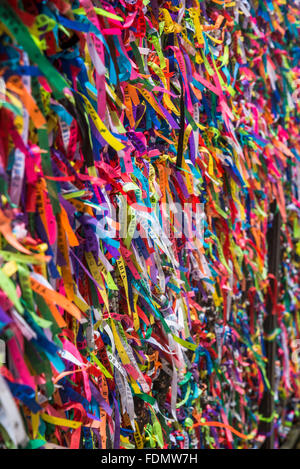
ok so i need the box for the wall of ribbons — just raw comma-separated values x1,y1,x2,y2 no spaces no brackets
0,0,299,450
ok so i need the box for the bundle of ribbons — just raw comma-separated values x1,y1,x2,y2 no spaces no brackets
0,0,299,450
